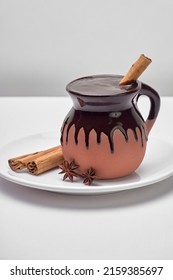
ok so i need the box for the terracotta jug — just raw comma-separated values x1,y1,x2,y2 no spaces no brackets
60,75,160,179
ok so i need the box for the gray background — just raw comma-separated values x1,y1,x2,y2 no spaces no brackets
0,0,172,96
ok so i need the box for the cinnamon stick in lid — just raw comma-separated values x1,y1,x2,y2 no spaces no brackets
119,54,152,85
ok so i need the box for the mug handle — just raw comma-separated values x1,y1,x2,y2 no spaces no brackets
136,83,161,135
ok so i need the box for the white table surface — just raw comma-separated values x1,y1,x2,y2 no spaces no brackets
0,96,173,260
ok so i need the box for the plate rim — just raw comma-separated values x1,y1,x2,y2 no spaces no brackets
0,131,173,195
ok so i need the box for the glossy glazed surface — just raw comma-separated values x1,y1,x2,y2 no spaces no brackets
61,75,160,179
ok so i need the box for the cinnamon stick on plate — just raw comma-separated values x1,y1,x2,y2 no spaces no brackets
27,146,64,175
8,145,64,175
119,54,152,85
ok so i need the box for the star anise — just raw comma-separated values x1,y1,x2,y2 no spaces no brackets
59,160,79,182
82,167,96,186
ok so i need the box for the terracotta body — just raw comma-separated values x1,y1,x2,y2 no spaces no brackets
61,75,160,179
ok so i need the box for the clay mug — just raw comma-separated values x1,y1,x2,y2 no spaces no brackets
60,75,160,179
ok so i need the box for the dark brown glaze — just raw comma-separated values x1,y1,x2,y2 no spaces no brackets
61,106,147,153
61,75,160,153
66,75,140,113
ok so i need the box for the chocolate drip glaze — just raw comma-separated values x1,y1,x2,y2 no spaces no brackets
61,106,147,153
61,75,160,154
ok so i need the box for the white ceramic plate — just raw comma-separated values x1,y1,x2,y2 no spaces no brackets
0,131,173,195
